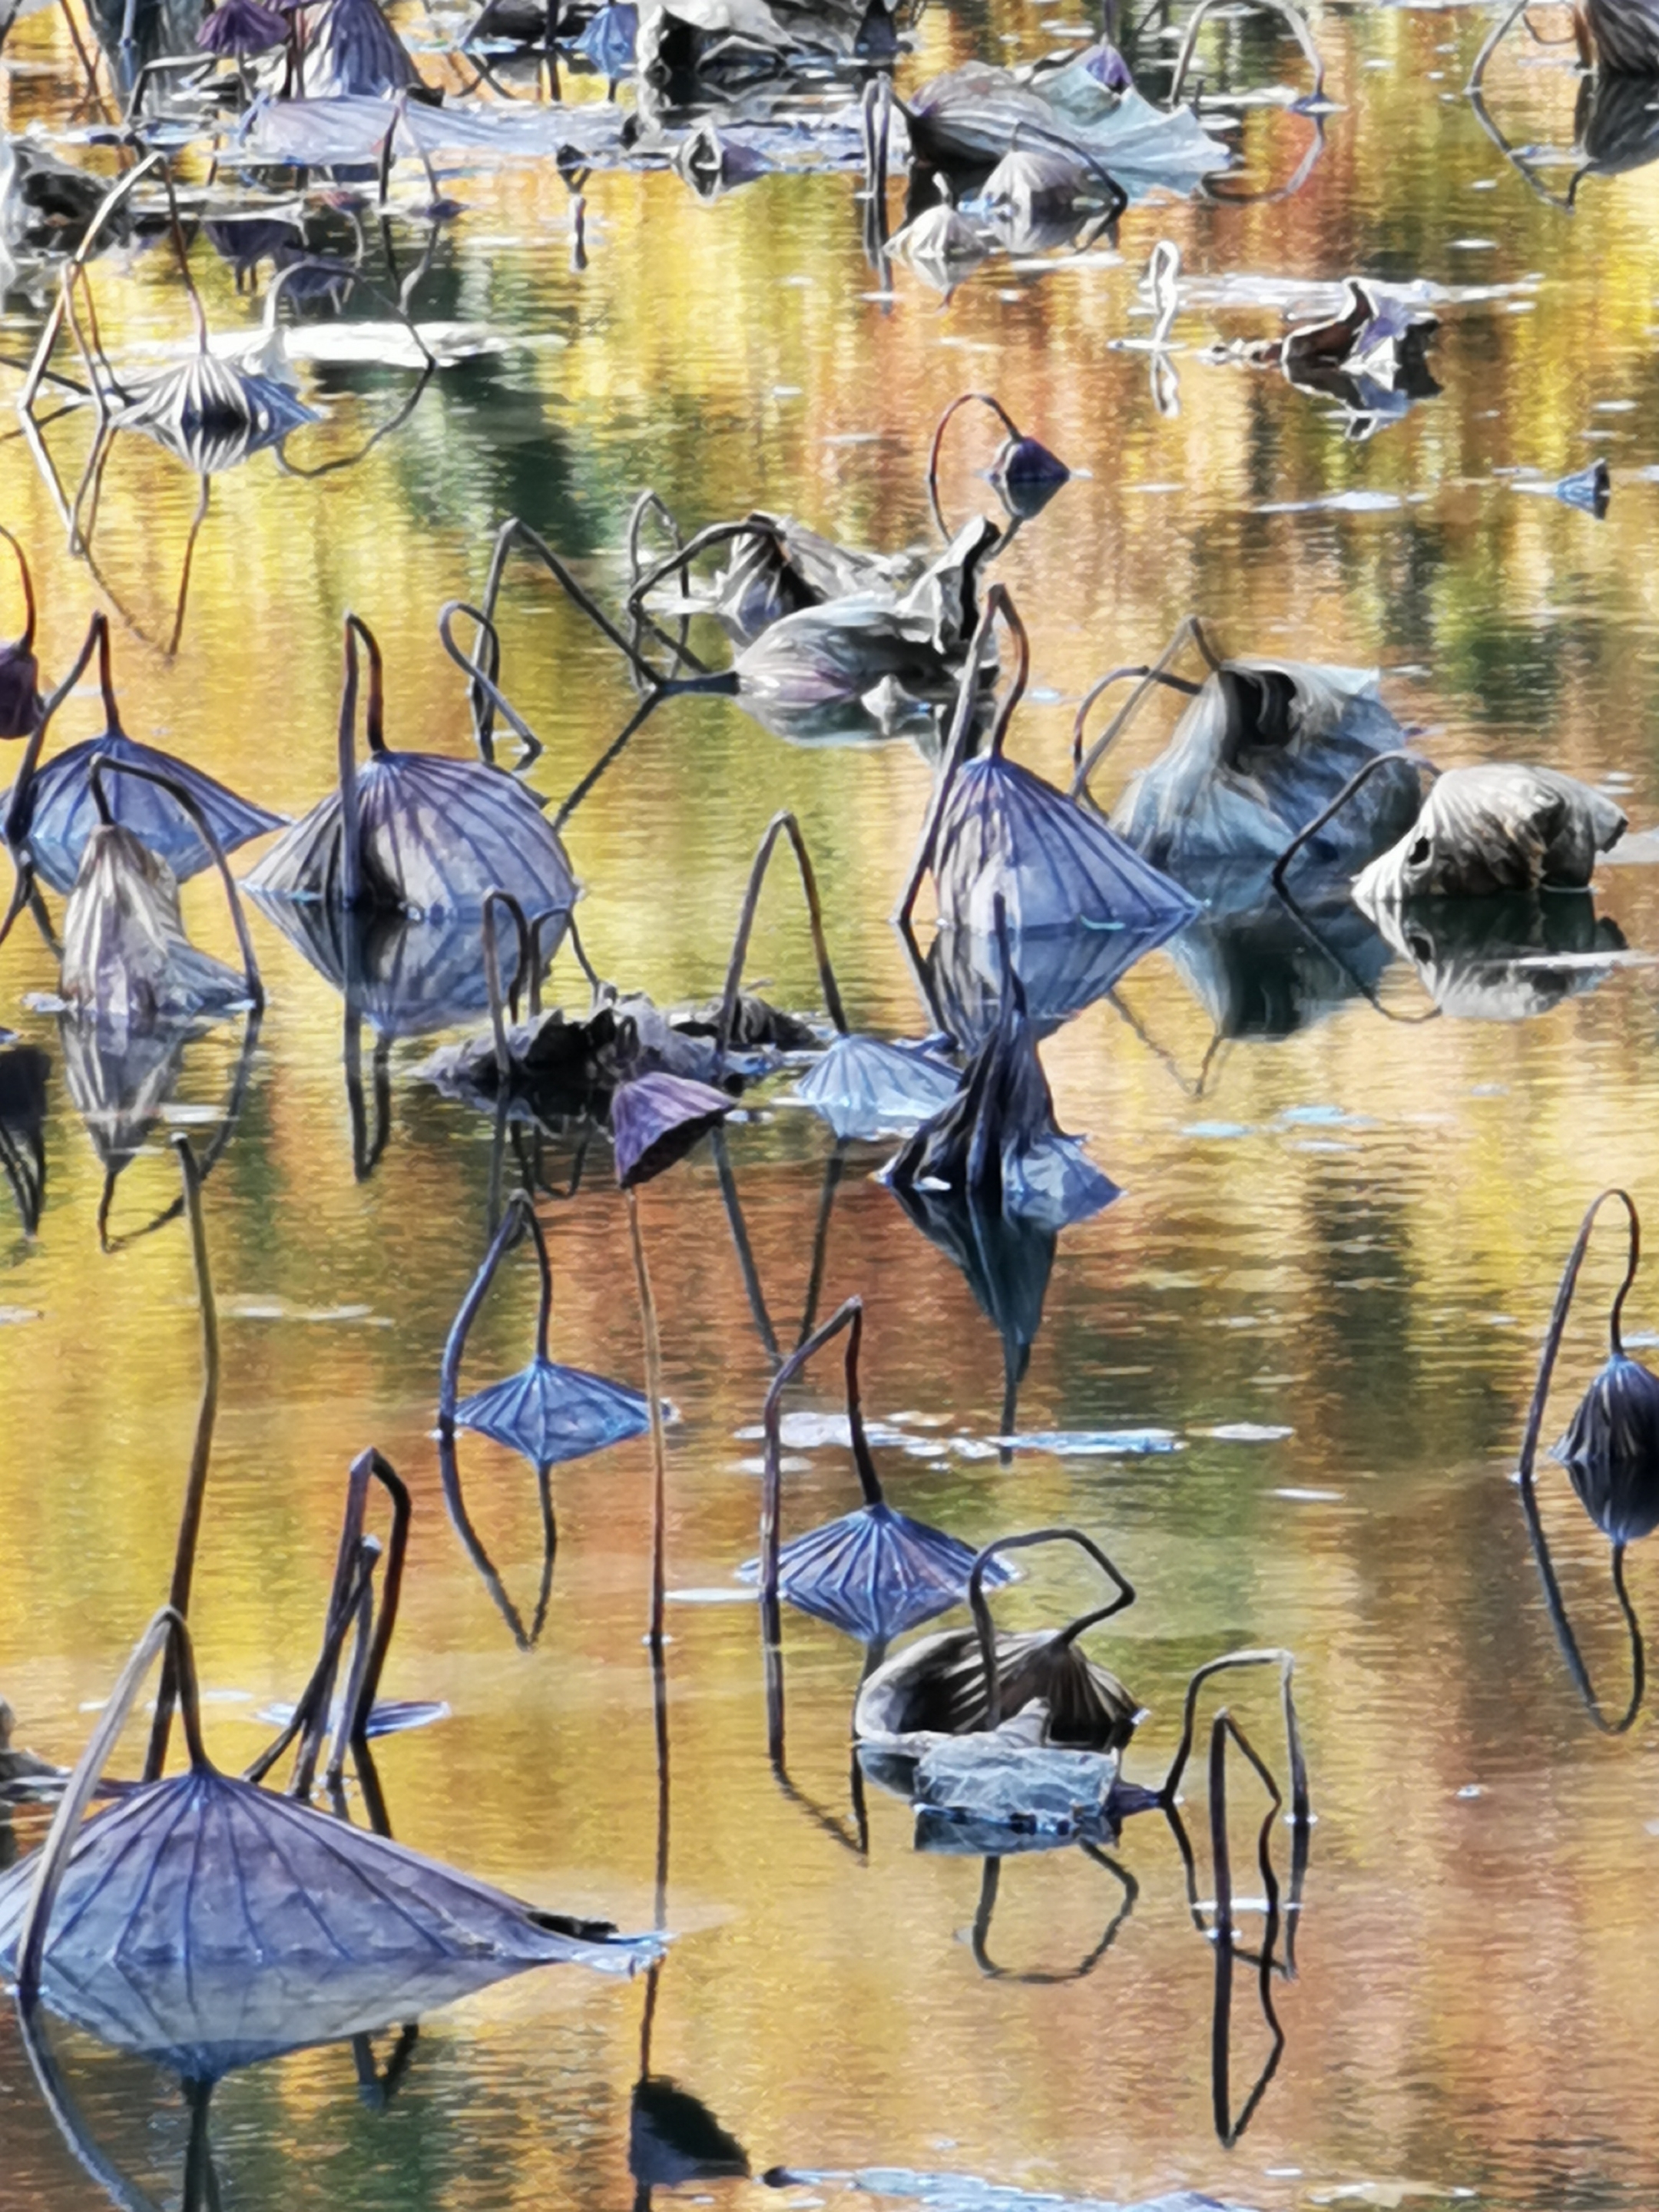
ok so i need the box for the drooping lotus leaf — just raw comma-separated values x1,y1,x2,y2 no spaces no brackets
886,1181,1058,1440
303,0,423,96
1111,659,1421,876
927,916,1183,1045
926,592,1195,937
0,1765,651,2075
742,1501,1002,1644
114,352,316,475
611,1070,733,1186
748,1296,1011,1646
1354,764,1626,904
59,826,251,1038
0,137,108,256
5,618,283,895
1554,1356,1659,1542
0,525,40,739
902,59,1227,188
734,518,998,710
794,1034,960,1140
247,615,578,922
442,1196,652,1474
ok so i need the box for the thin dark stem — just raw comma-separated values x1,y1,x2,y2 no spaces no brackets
627,1186,668,1654
967,1527,1136,1729
718,810,849,1053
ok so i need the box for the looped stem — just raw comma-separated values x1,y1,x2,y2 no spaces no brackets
439,598,544,762
760,1296,879,1647
967,1526,1137,1729
1269,748,1433,892
1518,1189,1642,1487
1069,614,1219,802
927,392,1022,541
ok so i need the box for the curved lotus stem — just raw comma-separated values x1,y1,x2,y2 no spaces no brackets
971,1845,1138,1982
1518,1190,1641,1490
968,1526,1137,1730
1167,0,1323,108
20,153,163,412
927,393,1022,541
894,581,1020,929
0,525,37,657
243,1536,379,1788
481,888,533,1084
625,517,777,614
439,599,543,763
88,757,265,1012
1267,748,1435,892
1467,0,1531,92
476,516,671,712
985,585,1029,761
1207,1710,1286,2147
1517,1472,1644,1734
760,1296,879,1648
4,612,105,856
626,488,685,589
19,1605,207,2006
1160,1647,1307,1829
717,810,849,1054
158,158,211,357
1071,663,1200,770
439,1191,534,1427
331,1449,412,1809
144,1137,220,1783
1069,613,1220,801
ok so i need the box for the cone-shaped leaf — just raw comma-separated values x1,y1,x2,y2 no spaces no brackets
456,1360,650,1470
10,734,283,896
795,1034,959,1140
611,1071,733,1186
739,1499,1009,1644
304,0,423,95
115,354,316,475
0,1763,654,2076
249,753,576,922
935,749,1196,935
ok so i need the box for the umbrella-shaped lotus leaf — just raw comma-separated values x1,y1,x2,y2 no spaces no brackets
741,1498,998,1644
247,615,578,922
0,526,39,739
916,588,1196,937
442,1196,652,1472
1,1611,655,2079
1109,657,1421,876
611,1070,733,1187
750,1298,1012,1647
5,617,284,895
795,1034,959,1140
1355,765,1626,905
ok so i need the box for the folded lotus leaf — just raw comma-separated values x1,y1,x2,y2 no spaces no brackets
708,514,907,644
1353,764,1626,905
59,825,250,1038
611,1069,733,1185
0,1763,654,2075
978,146,1091,217
1112,658,1419,875
795,1034,960,1139
888,952,1117,1230
0,138,108,254
11,733,283,896
854,1623,1137,1752
738,1498,1006,1644
888,1182,1055,1396
455,1358,650,1469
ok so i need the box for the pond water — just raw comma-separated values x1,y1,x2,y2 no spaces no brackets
4,3,1659,2208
